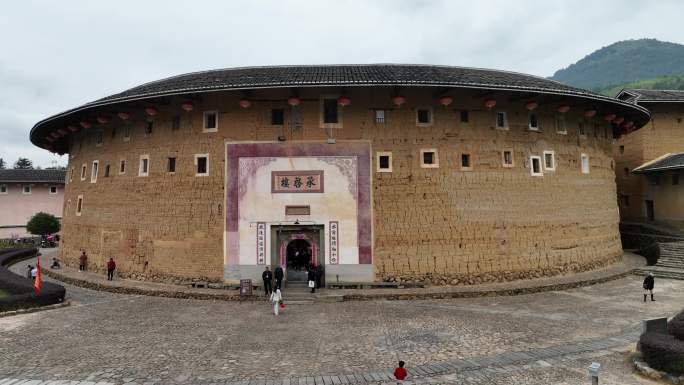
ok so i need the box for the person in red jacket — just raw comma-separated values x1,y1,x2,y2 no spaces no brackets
106,258,116,281
394,360,407,381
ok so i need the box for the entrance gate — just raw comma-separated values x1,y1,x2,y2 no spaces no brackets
271,225,325,284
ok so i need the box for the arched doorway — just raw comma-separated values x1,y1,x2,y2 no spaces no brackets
286,238,312,282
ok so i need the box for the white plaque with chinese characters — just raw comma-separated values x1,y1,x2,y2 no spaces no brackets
256,222,266,265
329,221,339,264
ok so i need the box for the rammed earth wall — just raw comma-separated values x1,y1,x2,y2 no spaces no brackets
59,87,621,283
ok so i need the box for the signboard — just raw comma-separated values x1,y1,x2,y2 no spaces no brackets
256,222,266,265
271,170,324,193
329,221,339,264
239,279,252,297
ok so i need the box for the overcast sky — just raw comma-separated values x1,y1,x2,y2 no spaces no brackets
1,0,682,168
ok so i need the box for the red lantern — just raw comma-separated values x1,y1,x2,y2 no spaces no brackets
145,107,158,116
239,99,252,109
556,105,570,113
392,96,407,106
97,115,111,124
67,125,79,132
45,136,55,142
438,96,453,107
584,109,597,118
50,132,61,138
287,97,301,106
524,101,538,111
80,121,92,129
117,112,130,120
604,114,616,122
57,128,68,135
622,120,634,128
613,116,624,124
181,102,194,112
338,96,351,107
484,99,497,109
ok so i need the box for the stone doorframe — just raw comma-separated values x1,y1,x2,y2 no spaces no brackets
271,224,324,282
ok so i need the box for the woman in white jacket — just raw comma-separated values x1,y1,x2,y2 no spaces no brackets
270,289,282,315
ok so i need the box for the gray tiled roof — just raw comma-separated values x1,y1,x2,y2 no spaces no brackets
0,169,66,183
633,153,684,174
619,88,684,103
30,64,652,152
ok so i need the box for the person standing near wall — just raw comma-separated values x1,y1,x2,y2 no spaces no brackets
79,251,88,271
643,272,655,302
308,267,316,294
274,265,284,291
106,257,116,281
262,266,273,296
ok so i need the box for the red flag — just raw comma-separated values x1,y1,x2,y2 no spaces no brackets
34,256,42,295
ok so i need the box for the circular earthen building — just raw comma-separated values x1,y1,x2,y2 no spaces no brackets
31,65,650,285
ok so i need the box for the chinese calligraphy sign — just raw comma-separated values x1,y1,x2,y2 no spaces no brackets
329,221,339,264
271,170,324,193
256,222,266,265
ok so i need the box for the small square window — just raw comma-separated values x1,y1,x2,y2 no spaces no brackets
529,114,539,131
168,157,176,173
375,110,385,124
96,130,103,146
461,153,472,170
420,149,438,168
323,98,339,124
203,111,218,132
69,167,74,183
581,154,590,174
76,195,83,216
139,155,150,177
171,115,181,130
619,145,625,154
123,125,131,141
0,184,7,194
555,114,567,134
543,151,555,171
416,108,432,125
104,164,110,178
530,156,543,176
195,154,209,176
502,150,514,167
91,160,99,183
49,186,58,194
376,152,392,172
23,185,32,194
145,120,154,135
271,109,284,125
80,164,87,181
673,173,680,186
579,121,586,137
496,112,508,129
119,159,126,174
460,110,469,123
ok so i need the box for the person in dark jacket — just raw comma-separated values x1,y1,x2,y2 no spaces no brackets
26,264,33,279
106,258,116,281
274,265,284,291
262,266,273,296
643,273,655,302
315,265,323,289
308,267,317,293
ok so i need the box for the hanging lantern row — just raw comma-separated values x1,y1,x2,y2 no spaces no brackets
145,107,158,116
438,96,453,107
80,121,92,129
524,101,538,111
604,114,616,121
96,115,111,124
287,96,301,106
181,102,194,112
613,116,625,125
556,105,570,113
68,125,79,132
117,112,130,120
484,99,497,109
338,96,351,107
239,99,252,109
584,109,597,118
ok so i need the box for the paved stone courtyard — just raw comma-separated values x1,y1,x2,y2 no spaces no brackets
2,258,680,384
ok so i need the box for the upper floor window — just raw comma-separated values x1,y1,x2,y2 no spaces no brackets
530,156,543,177
171,115,181,131
322,98,338,124
195,154,209,176
460,110,469,123
555,114,567,134
496,111,508,130
167,157,177,173
80,164,87,181
673,173,680,186
145,120,154,136
96,130,103,146
23,185,32,194
528,113,539,131
578,121,586,137
581,153,590,174
104,164,110,178
461,153,472,170
375,110,385,124
123,125,131,141
271,109,284,125
91,160,99,183
376,152,392,172
119,159,126,175
0,184,7,194
76,195,83,216
69,167,74,183
502,150,514,167
203,111,218,132
49,186,58,194
416,108,433,126
619,145,625,154
139,155,150,177
420,149,439,168
543,150,555,171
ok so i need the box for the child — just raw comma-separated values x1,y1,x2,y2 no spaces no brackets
394,360,407,381
270,289,282,316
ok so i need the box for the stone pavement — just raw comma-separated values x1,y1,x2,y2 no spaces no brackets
36,250,646,302
1,255,679,385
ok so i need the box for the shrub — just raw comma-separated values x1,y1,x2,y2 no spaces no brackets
26,212,60,236
640,332,684,374
668,311,684,341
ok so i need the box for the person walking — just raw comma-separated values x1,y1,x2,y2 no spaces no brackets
643,272,655,302
30,265,38,281
26,264,33,279
274,265,284,291
106,257,116,281
79,251,88,271
315,265,323,289
262,266,273,296
270,289,283,316
308,267,316,294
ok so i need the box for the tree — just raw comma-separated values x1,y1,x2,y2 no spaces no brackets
13,158,34,170
26,212,61,236
0,158,5,169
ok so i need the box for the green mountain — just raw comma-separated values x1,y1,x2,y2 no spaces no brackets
550,39,684,91
597,75,684,96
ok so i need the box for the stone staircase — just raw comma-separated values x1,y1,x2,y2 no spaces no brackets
281,281,343,304
634,241,684,280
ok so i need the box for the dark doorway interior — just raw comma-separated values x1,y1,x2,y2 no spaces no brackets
286,239,311,282
645,200,655,221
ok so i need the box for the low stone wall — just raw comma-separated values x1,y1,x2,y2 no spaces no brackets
0,248,66,312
